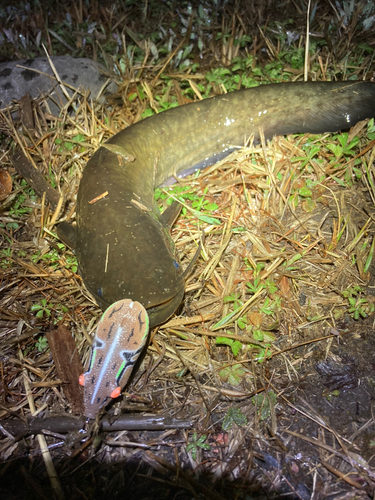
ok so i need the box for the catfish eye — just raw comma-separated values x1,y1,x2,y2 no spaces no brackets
97,287,103,297
173,260,179,269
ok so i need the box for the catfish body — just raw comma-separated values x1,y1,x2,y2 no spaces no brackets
58,81,375,327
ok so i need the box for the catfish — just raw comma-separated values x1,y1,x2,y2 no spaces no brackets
57,81,375,327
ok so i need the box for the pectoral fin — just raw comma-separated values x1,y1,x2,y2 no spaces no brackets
56,221,77,250
160,200,181,228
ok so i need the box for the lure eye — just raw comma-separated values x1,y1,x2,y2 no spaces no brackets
173,260,180,269
97,287,103,297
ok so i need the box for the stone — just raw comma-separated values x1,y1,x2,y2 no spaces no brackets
0,56,117,114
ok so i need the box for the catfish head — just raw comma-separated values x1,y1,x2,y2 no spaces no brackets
57,199,185,327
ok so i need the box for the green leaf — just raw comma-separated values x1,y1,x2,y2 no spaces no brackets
302,198,316,212
36,336,48,352
254,346,272,363
285,252,302,268
216,336,233,347
186,432,210,459
364,236,375,273
194,212,221,225
237,316,247,329
265,280,278,294
204,202,219,211
185,443,196,459
253,329,264,341
216,336,242,356
231,340,242,356
231,407,247,426
72,134,85,142
330,176,347,187
219,363,246,386
222,407,248,430
141,108,154,119
213,309,238,329
327,143,343,158
298,186,312,197
348,297,356,307
252,391,277,420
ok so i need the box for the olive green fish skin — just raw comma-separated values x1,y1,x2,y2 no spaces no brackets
69,81,375,327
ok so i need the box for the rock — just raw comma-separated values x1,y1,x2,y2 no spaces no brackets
0,56,117,114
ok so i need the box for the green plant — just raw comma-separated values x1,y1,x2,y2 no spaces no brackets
367,118,375,140
222,407,248,430
246,277,264,294
191,189,218,213
322,389,340,401
364,237,375,273
205,67,236,91
252,391,277,421
55,304,69,323
250,344,273,363
0,246,12,268
0,221,19,230
252,329,275,342
248,328,275,363
260,296,281,315
215,336,242,356
156,184,221,225
237,315,248,329
63,253,78,273
31,243,77,273
291,141,322,171
341,286,375,319
347,296,374,319
8,190,34,218
30,300,69,322
244,260,265,277
223,292,243,311
327,133,359,162
32,249,60,267
31,299,52,318
246,269,278,296
186,432,210,460
35,336,48,352
54,133,86,155
219,363,246,386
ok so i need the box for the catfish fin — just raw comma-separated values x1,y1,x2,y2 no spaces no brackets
160,200,181,228
56,221,77,250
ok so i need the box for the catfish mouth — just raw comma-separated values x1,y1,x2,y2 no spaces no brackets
92,282,184,329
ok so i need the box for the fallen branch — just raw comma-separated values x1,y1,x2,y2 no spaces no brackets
11,150,61,208
0,414,193,437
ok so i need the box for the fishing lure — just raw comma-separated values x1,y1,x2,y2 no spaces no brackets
79,299,149,418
